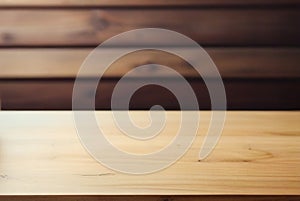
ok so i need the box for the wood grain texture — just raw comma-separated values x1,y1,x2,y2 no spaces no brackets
0,111,299,195
0,79,299,110
0,9,299,46
0,0,299,7
0,195,299,201
0,48,299,79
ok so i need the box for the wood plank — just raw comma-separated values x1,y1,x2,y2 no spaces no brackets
0,111,299,195
0,9,299,46
0,195,299,201
0,48,299,79
0,79,299,110
0,0,299,7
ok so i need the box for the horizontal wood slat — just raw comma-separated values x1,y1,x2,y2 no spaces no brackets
0,9,299,46
0,48,299,79
0,0,300,7
0,79,299,110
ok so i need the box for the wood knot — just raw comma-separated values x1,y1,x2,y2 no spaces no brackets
90,12,110,31
2,33,14,43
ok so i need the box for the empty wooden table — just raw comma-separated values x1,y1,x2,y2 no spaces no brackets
0,111,299,200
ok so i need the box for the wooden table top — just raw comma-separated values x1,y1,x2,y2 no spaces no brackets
0,111,299,195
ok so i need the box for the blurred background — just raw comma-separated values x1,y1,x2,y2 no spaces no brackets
0,0,299,110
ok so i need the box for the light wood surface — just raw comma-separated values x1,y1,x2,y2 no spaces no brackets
0,9,299,46
0,111,299,195
0,48,299,79
0,195,300,201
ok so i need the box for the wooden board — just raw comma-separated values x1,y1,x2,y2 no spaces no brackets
0,48,299,79
0,9,299,46
0,195,300,201
0,79,299,110
0,0,299,7
0,111,299,195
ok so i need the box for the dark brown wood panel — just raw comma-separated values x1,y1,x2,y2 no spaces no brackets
0,78,299,110
0,0,300,7
0,9,299,46
1,48,299,79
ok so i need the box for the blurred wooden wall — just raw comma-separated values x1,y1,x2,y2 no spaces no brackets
0,0,299,110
